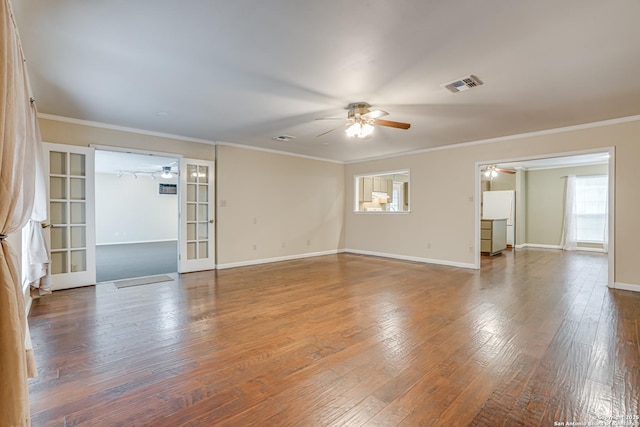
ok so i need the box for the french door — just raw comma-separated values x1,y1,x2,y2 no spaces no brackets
179,158,215,273
44,143,96,290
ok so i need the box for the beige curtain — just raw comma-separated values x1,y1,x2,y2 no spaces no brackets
1,0,42,425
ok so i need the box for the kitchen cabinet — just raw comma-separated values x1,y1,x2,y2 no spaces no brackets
359,177,372,202
373,177,384,192
359,176,394,204
480,219,507,256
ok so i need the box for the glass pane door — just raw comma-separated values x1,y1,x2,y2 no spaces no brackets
45,143,95,289
180,159,215,272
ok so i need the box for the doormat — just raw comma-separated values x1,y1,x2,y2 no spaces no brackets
113,275,174,289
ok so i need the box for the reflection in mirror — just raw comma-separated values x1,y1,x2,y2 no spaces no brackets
355,170,410,212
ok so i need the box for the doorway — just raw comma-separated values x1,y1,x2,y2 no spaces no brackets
476,149,614,285
94,150,180,282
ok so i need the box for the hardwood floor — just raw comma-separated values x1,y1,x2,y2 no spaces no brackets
27,250,639,426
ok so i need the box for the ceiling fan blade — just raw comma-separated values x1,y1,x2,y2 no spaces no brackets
374,119,411,130
362,109,388,120
316,123,348,137
496,168,516,174
315,117,345,120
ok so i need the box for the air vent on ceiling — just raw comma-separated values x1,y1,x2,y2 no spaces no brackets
442,75,483,93
272,135,296,142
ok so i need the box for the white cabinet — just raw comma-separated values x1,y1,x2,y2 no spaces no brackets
480,219,507,256
359,176,393,203
359,177,372,202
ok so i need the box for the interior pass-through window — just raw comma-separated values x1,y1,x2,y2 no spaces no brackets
354,170,410,213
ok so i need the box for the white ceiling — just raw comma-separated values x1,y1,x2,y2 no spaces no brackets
12,0,640,162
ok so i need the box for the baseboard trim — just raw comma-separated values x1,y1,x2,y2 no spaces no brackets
216,249,343,270
610,282,640,293
516,243,606,253
518,243,563,250
344,248,476,269
96,239,178,246
569,246,607,253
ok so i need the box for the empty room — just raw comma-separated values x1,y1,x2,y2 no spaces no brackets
2,1,640,426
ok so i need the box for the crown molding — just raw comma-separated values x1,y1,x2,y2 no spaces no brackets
345,115,640,164
215,141,345,165
37,113,215,145
39,112,640,165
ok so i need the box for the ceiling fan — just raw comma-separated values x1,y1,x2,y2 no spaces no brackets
153,160,179,179
316,102,411,138
482,164,516,178
116,165,178,179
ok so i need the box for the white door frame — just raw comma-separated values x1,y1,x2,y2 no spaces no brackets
92,146,184,279
45,144,219,284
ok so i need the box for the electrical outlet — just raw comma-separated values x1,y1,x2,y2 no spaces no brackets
252,244,257,250
306,240,311,246
427,242,431,249
281,243,285,248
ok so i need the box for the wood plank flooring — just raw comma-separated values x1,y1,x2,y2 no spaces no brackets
27,249,640,426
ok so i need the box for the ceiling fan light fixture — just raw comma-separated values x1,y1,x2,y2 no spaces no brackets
161,166,173,179
484,165,499,178
345,122,360,138
346,122,374,138
361,123,374,137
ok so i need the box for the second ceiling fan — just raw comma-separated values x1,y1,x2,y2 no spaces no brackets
317,102,410,138
483,164,516,178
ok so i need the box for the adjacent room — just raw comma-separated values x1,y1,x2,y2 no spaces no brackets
2,1,640,426
94,150,179,282
480,152,610,256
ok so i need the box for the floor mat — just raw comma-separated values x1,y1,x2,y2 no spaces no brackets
113,275,174,288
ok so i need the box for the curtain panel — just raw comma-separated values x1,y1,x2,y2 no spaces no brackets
1,0,42,424
561,175,578,250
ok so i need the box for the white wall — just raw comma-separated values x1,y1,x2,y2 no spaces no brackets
216,145,345,267
95,173,178,245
